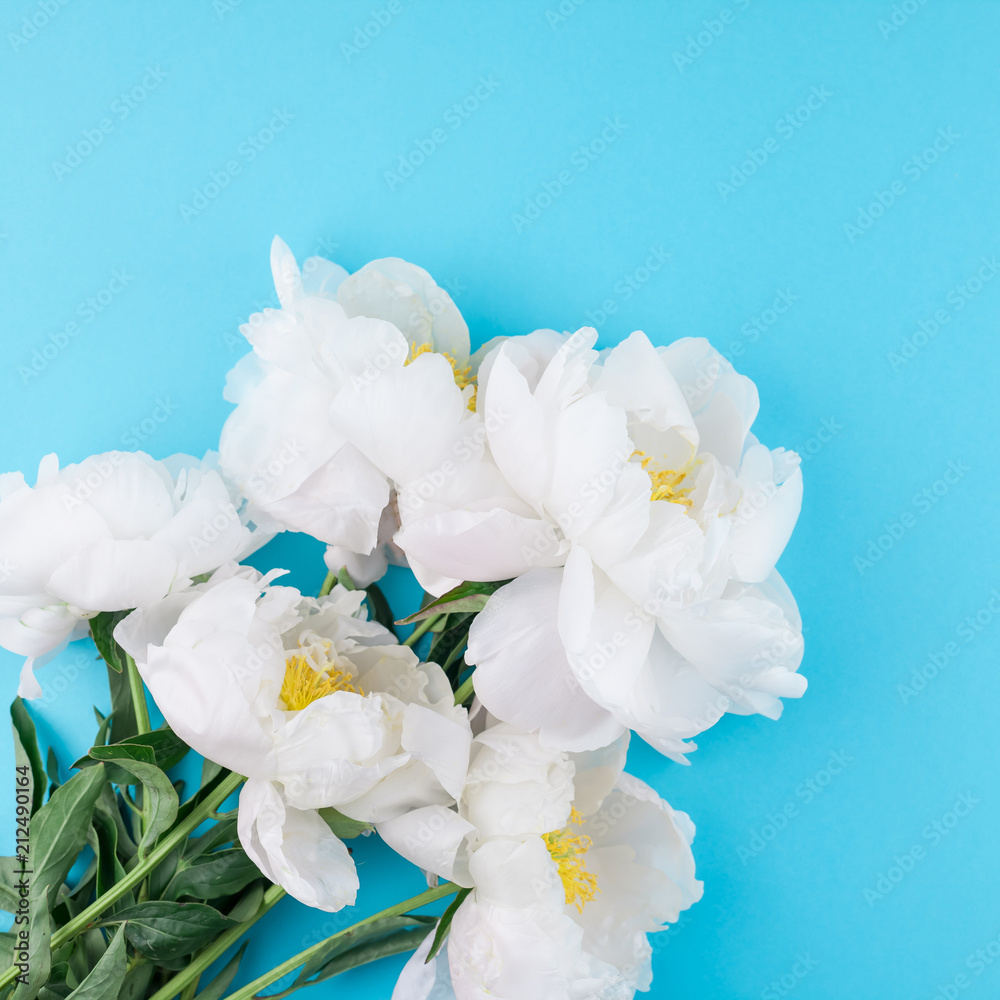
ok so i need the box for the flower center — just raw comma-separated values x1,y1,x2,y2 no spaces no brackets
543,809,599,912
279,637,362,711
407,341,477,411
633,450,693,506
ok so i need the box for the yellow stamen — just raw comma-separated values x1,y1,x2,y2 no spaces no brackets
279,638,362,711
406,341,478,411
543,809,599,912
633,450,693,507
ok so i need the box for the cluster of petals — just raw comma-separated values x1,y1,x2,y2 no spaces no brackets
372,325,807,759
115,564,472,910
0,450,261,697
219,237,473,586
0,237,810,996
388,722,702,999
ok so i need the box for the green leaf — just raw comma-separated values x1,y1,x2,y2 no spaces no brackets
427,615,473,674
104,757,178,856
11,888,51,1000
63,926,126,1000
91,708,112,749
104,661,137,745
100,901,236,962
293,924,434,994
396,580,509,624
88,611,131,674
193,941,248,1000
117,962,154,1000
184,813,238,861
45,747,61,795
88,808,125,905
200,756,225,790
363,583,397,637
0,930,14,970
317,807,373,840
164,849,261,902
74,742,155,771
73,929,110,983
225,881,264,923
85,728,190,772
31,764,106,910
11,699,45,815
95,784,136,861
425,887,471,961
336,566,356,590
0,858,23,913
147,847,180,901
296,915,435,987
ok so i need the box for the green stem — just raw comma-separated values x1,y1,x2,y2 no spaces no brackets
148,884,286,1000
221,883,459,1000
125,653,152,736
124,652,154,843
318,570,336,597
0,771,245,992
402,614,440,647
453,673,475,706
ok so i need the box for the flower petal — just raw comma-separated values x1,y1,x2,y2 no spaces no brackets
467,571,625,752
238,778,358,911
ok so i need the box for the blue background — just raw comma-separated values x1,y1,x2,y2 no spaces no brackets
2,2,999,997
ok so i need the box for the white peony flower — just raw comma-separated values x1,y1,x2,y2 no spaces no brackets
219,237,473,579
115,564,473,911
390,328,805,757
0,450,260,698
386,723,702,1000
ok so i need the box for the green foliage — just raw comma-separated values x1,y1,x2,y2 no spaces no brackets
425,887,472,961
0,657,263,999
396,579,509,624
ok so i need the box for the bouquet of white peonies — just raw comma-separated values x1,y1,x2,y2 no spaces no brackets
0,238,804,1000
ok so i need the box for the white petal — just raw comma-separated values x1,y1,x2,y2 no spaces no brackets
61,452,174,539
660,337,759,470
401,702,472,801
238,778,358,911
467,571,625,752
0,471,111,595
329,352,472,488
463,724,575,840
730,449,803,582
395,508,561,591
300,255,349,299
339,258,470,362
270,236,305,308
392,933,456,1000
377,805,477,886
47,539,178,611
595,330,698,467
273,692,396,808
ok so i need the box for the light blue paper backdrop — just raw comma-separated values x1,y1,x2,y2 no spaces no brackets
2,2,999,997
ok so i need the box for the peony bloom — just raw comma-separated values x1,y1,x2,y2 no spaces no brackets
115,565,472,911
386,723,702,1000
390,329,805,758
219,238,473,581
0,450,260,698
